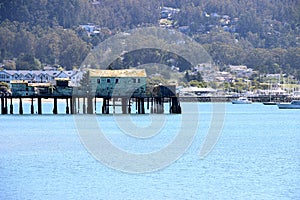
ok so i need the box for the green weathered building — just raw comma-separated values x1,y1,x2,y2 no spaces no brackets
89,69,147,98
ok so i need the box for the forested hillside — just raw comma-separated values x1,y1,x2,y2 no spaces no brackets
0,0,299,78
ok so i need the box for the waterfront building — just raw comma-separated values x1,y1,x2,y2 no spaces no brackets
89,69,147,97
10,78,72,97
0,69,83,86
10,80,51,96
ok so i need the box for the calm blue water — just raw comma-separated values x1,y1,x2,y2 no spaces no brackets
0,103,299,200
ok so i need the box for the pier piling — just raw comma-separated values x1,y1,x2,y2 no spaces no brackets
0,97,3,114
170,97,181,114
87,97,93,114
19,98,23,115
31,98,34,114
66,98,69,114
70,98,74,114
141,98,145,114
3,97,7,114
102,98,109,114
1,97,8,114
4,97,7,114
121,98,127,114
10,98,13,114
53,98,58,114
37,98,42,114
82,98,86,114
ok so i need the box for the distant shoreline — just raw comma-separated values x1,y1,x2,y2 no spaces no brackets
179,95,300,103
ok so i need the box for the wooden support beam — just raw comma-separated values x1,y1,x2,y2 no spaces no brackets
37,97,42,114
66,98,69,114
0,97,4,114
53,98,58,114
77,98,80,114
19,98,23,115
31,98,34,114
4,97,8,114
10,98,13,114
94,97,97,114
121,98,127,114
102,98,106,114
70,98,74,114
83,97,86,114
128,98,131,114
87,97,93,114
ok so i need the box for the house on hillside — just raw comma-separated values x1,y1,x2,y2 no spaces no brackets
229,65,254,78
89,69,147,97
79,24,101,37
215,71,234,82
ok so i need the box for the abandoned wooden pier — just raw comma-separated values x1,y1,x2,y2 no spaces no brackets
0,94,181,115
0,69,183,115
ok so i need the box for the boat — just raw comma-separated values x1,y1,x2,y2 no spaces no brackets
277,100,300,109
232,97,252,104
263,102,277,105
263,82,277,105
262,93,277,105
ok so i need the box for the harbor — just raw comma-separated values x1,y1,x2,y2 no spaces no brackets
2,92,299,115
1,68,299,115
179,94,300,103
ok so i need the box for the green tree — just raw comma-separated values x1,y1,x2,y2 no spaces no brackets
16,54,41,70
58,29,90,69
0,82,10,94
79,70,92,95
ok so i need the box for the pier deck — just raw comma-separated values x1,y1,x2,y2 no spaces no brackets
0,93,181,115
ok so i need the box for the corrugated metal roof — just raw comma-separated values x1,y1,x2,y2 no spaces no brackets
89,69,147,78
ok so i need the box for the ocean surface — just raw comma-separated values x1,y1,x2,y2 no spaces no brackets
0,102,299,200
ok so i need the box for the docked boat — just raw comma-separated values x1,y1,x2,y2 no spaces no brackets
232,97,252,104
277,100,300,109
262,94,277,105
263,102,277,105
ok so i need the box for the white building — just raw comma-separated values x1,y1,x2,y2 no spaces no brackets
0,70,83,86
229,65,254,78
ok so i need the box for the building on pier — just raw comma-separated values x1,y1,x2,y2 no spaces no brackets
53,78,73,96
10,80,37,96
89,69,147,97
10,78,73,97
